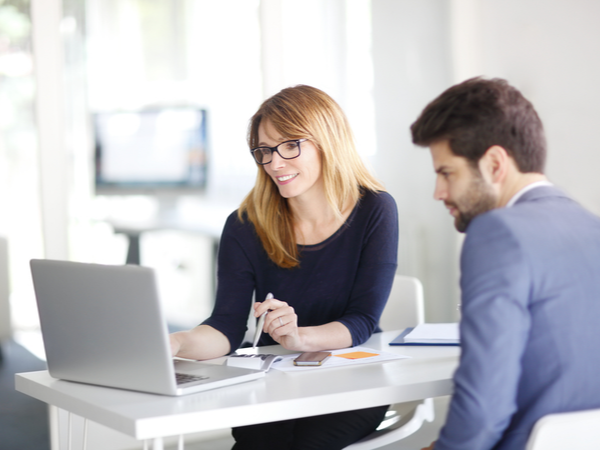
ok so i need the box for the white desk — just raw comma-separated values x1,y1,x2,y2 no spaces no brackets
15,331,459,445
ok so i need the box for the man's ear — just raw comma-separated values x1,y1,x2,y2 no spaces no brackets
478,145,510,184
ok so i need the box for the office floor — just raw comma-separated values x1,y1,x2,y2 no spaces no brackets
167,397,450,450
0,339,50,450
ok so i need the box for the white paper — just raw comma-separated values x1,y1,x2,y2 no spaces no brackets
271,346,409,373
404,323,459,344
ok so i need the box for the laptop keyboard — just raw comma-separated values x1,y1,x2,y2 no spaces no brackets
175,372,209,385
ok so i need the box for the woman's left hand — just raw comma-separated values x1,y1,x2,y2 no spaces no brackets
254,296,302,350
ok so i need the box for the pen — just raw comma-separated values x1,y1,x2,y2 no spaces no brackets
253,292,273,349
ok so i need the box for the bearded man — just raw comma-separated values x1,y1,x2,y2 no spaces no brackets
411,77,600,450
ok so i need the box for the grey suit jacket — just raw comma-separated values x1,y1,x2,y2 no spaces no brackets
435,186,600,450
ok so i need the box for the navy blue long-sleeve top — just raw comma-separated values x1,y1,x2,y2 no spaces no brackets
202,189,399,350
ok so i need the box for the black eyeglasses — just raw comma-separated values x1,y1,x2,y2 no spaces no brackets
250,139,307,165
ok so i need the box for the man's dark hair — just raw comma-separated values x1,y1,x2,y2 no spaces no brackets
410,77,546,173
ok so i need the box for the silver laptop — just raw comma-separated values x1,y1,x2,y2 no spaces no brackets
30,259,264,396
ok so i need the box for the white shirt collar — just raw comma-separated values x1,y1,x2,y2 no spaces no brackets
506,181,553,208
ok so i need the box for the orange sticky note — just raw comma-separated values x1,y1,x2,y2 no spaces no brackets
335,351,379,360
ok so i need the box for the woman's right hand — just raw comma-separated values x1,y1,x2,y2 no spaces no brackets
254,297,354,352
254,297,301,350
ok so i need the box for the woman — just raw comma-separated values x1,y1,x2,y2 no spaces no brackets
171,85,398,449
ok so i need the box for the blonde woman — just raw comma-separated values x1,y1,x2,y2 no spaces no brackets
171,85,398,449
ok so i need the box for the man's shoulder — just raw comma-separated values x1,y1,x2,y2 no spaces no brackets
465,186,600,257
470,186,581,230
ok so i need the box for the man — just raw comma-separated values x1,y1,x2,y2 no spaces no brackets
411,77,600,450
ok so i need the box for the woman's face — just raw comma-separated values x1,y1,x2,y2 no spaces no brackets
258,119,324,201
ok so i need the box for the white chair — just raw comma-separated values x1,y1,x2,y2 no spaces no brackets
526,408,600,450
0,237,11,362
344,274,434,449
379,274,425,332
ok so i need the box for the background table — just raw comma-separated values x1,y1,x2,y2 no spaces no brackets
15,330,459,446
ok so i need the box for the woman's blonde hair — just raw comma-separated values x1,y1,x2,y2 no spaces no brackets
239,85,384,268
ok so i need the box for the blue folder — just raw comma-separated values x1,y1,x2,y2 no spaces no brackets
389,327,460,346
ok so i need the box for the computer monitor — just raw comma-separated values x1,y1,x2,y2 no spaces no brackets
93,107,208,197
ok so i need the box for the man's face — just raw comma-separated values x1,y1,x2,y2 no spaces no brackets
430,140,498,232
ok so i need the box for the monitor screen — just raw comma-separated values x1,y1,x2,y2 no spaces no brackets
94,107,208,195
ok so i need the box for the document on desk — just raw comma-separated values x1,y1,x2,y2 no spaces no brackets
271,347,408,373
390,323,460,346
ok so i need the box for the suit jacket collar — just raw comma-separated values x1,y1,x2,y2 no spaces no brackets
514,185,569,205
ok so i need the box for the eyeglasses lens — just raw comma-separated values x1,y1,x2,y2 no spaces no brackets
252,140,301,165
253,148,270,164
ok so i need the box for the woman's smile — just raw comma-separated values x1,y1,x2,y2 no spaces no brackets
275,173,299,184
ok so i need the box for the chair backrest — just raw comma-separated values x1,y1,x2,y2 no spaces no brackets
379,274,425,331
526,408,600,450
0,236,11,341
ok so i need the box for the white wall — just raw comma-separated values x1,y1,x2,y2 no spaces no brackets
369,0,600,322
370,0,461,323
478,0,600,215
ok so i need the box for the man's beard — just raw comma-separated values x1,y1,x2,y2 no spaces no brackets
447,176,497,232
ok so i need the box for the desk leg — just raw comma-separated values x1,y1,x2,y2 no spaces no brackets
82,419,88,450
48,406,90,450
145,435,182,450
67,412,72,449
49,405,60,450
49,406,75,450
